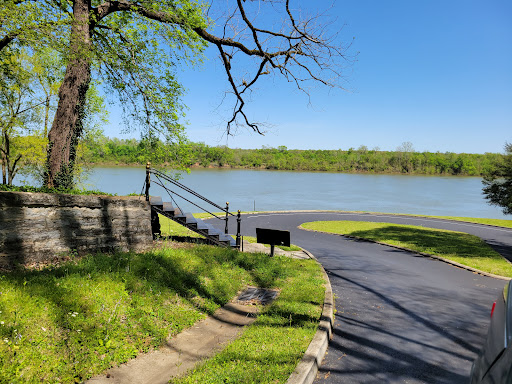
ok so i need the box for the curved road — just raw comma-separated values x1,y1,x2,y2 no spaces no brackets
218,212,512,383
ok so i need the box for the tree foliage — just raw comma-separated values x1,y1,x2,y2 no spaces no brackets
483,143,512,215
0,47,43,184
0,46,109,185
83,137,502,176
2,0,351,188
0,0,68,51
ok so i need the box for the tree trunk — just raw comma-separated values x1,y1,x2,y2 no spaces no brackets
45,0,91,188
1,148,6,185
1,129,10,184
8,154,21,185
43,96,50,137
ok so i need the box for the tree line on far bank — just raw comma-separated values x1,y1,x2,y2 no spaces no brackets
85,137,504,177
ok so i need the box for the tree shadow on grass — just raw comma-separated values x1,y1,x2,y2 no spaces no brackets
0,246,277,381
3,244,291,320
350,226,501,260
0,244,324,383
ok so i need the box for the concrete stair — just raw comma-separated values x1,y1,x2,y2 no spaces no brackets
150,196,236,248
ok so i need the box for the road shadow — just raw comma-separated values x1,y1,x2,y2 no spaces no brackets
313,267,488,384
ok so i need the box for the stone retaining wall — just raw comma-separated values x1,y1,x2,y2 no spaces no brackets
0,191,153,269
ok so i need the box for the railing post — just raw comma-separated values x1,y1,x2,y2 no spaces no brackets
236,210,241,249
145,162,151,202
224,202,229,234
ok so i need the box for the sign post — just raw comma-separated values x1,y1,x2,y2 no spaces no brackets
256,228,290,257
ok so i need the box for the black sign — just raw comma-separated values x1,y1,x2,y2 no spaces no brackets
256,228,291,247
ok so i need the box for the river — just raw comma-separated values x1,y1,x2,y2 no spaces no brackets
74,166,508,219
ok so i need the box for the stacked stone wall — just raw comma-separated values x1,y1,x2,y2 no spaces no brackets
0,191,152,268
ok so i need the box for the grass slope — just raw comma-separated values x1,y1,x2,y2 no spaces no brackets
301,221,512,277
172,256,324,384
0,245,323,383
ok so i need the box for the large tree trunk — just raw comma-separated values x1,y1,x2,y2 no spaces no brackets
1,140,6,185
45,0,91,188
1,128,11,185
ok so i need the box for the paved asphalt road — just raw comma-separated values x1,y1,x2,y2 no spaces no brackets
217,212,512,384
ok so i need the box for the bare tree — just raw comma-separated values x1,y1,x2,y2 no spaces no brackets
198,0,351,134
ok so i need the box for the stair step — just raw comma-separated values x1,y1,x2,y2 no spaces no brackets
201,223,221,239
219,233,236,245
151,199,238,248
174,212,198,225
149,196,163,207
195,218,209,230
219,233,231,241
162,202,178,216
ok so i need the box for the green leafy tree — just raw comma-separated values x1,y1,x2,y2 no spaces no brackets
396,141,415,173
0,1,67,51
8,134,48,183
0,48,42,184
3,0,350,188
483,143,512,215
0,46,108,185
30,47,64,136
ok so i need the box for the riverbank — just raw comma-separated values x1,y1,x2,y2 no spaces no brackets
84,138,503,176
87,161,491,177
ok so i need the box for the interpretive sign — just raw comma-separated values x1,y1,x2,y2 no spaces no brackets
256,228,291,257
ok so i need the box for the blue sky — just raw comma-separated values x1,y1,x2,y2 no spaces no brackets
104,0,512,154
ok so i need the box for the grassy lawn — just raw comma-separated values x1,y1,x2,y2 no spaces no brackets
158,213,230,239
301,221,512,277
172,254,324,384
159,214,203,238
390,214,512,229
0,245,324,383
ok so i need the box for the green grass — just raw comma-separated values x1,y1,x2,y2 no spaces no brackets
0,245,323,383
371,212,512,228
158,213,233,239
159,214,203,238
411,215,512,228
301,221,512,277
171,255,324,384
0,184,111,196
336,211,512,229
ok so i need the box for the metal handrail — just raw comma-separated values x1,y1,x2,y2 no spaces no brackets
150,168,237,217
144,163,241,247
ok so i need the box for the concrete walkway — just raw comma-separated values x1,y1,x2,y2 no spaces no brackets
86,241,332,384
88,302,259,384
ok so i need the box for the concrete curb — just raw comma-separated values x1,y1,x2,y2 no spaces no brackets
300,226,511,281
286,249,334,384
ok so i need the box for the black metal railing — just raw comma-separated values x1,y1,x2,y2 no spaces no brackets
144,163,241,248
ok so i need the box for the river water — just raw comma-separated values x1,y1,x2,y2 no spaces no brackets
76,166,508,219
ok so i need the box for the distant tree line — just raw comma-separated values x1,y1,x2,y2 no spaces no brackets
85,137,504,177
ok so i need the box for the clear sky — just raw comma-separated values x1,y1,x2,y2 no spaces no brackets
103,0,512,154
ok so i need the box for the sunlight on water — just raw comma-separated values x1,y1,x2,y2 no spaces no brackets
72,167,509,219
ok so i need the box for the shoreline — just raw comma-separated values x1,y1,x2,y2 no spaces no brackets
87,162,485,177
